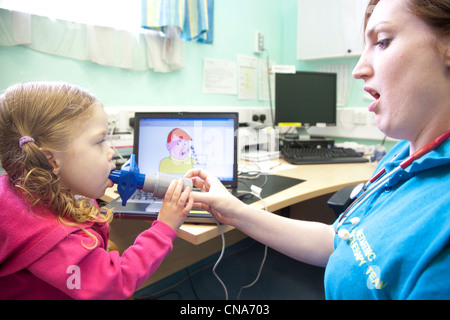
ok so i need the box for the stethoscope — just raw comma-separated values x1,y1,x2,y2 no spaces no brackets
335,128,450,240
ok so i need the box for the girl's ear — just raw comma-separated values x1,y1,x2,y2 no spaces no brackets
39,148,61,176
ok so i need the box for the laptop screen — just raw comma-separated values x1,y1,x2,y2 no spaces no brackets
133,112,238,188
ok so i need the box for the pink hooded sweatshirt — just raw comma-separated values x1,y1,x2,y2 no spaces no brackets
0,174,177,299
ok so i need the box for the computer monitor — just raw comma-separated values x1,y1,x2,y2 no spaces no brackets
275,71,337,140
133,112,238,188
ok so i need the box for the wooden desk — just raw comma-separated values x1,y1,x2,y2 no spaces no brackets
175,161,376,245
106,162,375,288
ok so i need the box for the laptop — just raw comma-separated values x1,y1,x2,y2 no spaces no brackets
112,111,238,223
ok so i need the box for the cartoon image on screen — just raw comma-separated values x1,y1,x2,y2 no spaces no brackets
159,128,207,174
137,117,233,182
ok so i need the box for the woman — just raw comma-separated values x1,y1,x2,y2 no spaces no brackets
185,0,450,299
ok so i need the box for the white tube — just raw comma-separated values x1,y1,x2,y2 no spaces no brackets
142,172,193,199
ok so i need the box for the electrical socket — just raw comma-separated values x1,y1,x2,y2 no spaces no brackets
107,113,118,134
254,31,264,54
352,110,367,125
250,110,271,124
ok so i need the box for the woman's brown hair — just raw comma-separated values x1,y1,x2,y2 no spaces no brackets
365,0,450,37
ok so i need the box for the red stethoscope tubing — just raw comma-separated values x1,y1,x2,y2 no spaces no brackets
369,128,450,184
337,128,450,228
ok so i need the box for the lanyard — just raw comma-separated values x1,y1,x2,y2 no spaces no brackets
335,128,450,240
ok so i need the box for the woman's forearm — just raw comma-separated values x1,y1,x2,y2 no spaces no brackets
233,205,335,267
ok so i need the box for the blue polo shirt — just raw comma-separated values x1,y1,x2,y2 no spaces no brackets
325,139,450,299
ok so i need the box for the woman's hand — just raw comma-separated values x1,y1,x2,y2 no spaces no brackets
184,169,246,226
157,178,193,231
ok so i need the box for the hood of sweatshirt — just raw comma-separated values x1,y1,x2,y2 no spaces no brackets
0,174,103,277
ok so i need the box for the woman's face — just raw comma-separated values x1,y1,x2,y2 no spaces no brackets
353,0,450,150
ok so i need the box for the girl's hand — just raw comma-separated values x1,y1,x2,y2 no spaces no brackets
157,178,193,231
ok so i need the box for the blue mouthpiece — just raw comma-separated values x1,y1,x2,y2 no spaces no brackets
108,154,145,206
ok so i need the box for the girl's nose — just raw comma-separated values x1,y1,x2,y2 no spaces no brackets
107,146,115,160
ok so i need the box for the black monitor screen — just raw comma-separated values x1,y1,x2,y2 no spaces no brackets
275,71,337,127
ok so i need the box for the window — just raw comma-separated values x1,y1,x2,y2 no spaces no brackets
0,0,142,31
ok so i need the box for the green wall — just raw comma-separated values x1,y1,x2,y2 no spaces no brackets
0,0,366,110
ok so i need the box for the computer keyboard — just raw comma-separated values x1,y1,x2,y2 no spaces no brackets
281,146,369,164
128,189,156,203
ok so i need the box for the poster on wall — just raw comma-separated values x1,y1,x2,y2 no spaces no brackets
203,58,237,95
237,55,257,100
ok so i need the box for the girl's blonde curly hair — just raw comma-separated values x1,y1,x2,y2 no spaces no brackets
0,82,113,248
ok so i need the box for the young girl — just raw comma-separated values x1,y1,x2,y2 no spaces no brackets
0,81,193,299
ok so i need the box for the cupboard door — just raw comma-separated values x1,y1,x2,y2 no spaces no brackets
297,0,369,60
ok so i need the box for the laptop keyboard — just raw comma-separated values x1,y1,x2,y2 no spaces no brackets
128,189,156,202
127,190,163,212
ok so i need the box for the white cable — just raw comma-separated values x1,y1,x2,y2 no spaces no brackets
237,245,268,300
209,206,229,300
236,193,268,300
209,185,269,301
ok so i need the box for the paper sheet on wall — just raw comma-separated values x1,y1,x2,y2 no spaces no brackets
258,58,275,101
237,55,257,100
203,58,237,94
